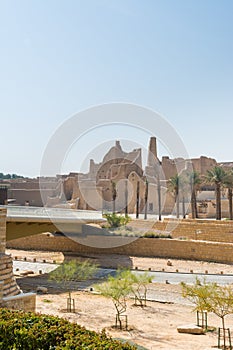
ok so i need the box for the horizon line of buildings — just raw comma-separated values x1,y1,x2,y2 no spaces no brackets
1,137,232,218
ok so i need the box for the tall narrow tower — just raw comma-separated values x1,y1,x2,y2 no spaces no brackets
147,137,158,166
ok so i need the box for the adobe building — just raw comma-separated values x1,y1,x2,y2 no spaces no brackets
44,137,219,217
6,177,58,207
0,184,8,205
3,136,227,217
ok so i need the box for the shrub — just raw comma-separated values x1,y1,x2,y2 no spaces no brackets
103,213,131,228
143,231,172,239
0,309,136,349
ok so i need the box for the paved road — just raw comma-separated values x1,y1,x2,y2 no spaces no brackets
135,270,233,285
13,261,58,274
13,261,233,285
14,261,233,305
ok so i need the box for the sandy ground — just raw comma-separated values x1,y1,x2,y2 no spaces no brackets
6,249,233,350
34,288,233,350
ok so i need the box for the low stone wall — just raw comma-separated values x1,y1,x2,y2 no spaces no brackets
0,209,36,312
0,208,6,253
130,218,233,243
2,293,36,312
168,220,233,242
7,233,233,264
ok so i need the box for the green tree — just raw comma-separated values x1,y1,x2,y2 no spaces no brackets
111,181,117,214
95,270,132,329
223,168,233,220
168,174,181,218
181,278,216,329
0,172,24,179
205,285,233,349
49,260,97,312
206,166,227,220
179,173,188,219
144,179,148,220
120,270,153,307
136,181,140,219
124,179,128,216
188,171,202,219
182,279,233,348
156,169,162,221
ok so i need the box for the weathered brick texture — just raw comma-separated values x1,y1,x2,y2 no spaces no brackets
7,233,233,264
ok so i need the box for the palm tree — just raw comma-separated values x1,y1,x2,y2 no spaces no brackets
157,173,162,221
188,171,202,219
223,168,233,220
179,174,188,219
206,166,227,220
124,179,128,217
136,181,140,219
228,184,233,221
111,181,117,214
154,162,162,221
168,174,181,218
144,179,148,220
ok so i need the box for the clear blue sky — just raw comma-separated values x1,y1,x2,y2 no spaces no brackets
1,0,233,177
